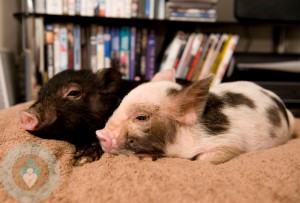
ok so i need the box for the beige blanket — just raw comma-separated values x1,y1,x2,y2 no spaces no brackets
0,102,300,203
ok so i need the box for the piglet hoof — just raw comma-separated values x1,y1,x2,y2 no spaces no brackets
74,156,93,166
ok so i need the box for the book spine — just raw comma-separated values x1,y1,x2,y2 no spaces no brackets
75,0,81,15
191,34,214,81
53,24,60,75
59,25,68,72
68,0,76,15
157,0,165,19
62,0,69,15
99,0,106,16
212,35,239,86
129,27,137,80
73,24,81,70
134,29,142,81
46,0,63,15
186,33,206,80
160,31,186,72
104,27,111,68
176,33,195,79
198,33,219,80
140,28,148,80
67,24,74,70
119,27,131,79
80,0,87,16
45,24,54,79
138,0,146,18
35,0,45,14
145,30,156,80
110,27,120,69
131,0,139,18
89,25,98,72
210,33,229,75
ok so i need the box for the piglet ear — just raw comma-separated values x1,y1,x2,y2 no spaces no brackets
151,69,176,83
96,68,123,94
175,75,213,125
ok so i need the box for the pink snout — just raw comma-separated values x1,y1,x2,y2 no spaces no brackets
96,129,115,153
19,110,39,131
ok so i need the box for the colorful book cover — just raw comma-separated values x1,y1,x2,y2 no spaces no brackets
96,26,104,71
110,27,120,69
129,27,137,80
45,24,54,80
67,24,74,70
59,25,68,72
53,24,60,75
98,0,106,16
134,29,142,81
211,35,239,86
104,27,111,68
140,28,148,80
75,0,81,15
176,33,195,79
119,26,131,79
73,24,81,70
68,0,76,15
89,25,98,72
186,33,206,80
145,30,156,80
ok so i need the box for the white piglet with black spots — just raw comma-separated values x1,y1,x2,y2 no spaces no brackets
96,69,295,164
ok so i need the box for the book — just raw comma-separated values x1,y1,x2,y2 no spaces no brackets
186,33,206,80
34,17,45,84
0,50,16,108
53,24,61,75
96,25,104,72
35,0,45,14
140,28,148,80
157,0,166,19
110,27,120,69
67,24,74,70
62,0,69,15
145,30,156,80
211,35,239,86
210,33,230,75
90,25,98,72
119,27,131,79
46,0,63,15
59,25,68,72
104,27,111,68
45,24,54,79
98,0,106,16
175,33,195,79
160,31,186,72
75,0,81,15
198,33,220,80
191,33,215,81
73,24,81,70
134,29,142,81
131,0,139,18
129,27,137,80
68,0,76,15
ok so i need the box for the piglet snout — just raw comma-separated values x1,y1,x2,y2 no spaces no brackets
19,110,39,131
96,129,114,152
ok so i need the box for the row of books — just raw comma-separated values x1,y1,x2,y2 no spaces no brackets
160,31,239,86
166,0,218,22
25,0,166,19
41,22,157,84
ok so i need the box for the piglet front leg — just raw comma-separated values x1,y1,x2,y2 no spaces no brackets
74,142,103,166
194,146,245,164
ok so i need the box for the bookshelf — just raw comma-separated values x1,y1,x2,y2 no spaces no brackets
15,0,300,109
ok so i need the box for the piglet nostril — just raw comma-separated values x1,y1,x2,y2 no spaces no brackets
96,130,113,152
19,110,39,131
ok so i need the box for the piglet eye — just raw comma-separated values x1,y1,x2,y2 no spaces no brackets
136,115,150,121
67,90,81,99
